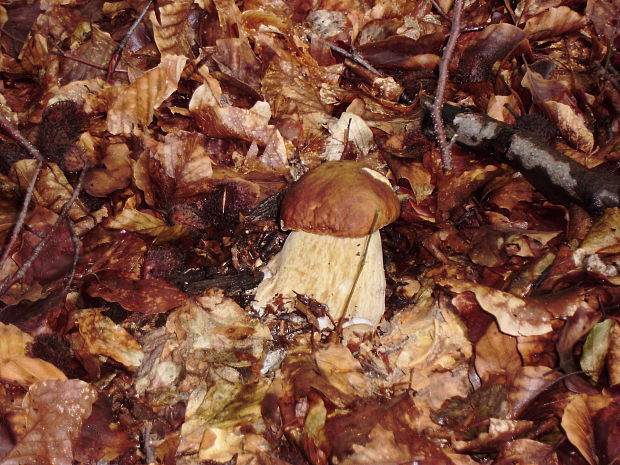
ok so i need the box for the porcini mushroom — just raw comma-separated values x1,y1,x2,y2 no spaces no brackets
253,161,400,328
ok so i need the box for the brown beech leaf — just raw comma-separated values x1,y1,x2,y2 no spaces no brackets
75,308,144,370
150,0,193,57
106,196,189,243
0,323,33,359
442,279,554,336
585,0,619,46
86,272,187,314
11,160,89,222
0,356,67,386
562,394,597,465
107,55,187,135
214,37,262,93
506,366,561,419
545,101,594,153
523,7,587,41
496,439,559,465
357,33,443,69
80,228,147,278
74,396,133,463
323,112,374,160
593,400,620,464
189,75,290,170
83,141,132,197
142,131,214,199
0,379,97,465
314,344,376,398
475,322,521,382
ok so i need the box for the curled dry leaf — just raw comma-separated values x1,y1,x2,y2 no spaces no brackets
142,131,214,199
521,69,594,152
107,55,187,135
607,323,620,386
83,141,132,197
150,0,193,57
545,101,594,153
322,112,374,161
189,76,289,170
442,279,553,336
0,379,97,465
523,6,587,41
75,308,144,370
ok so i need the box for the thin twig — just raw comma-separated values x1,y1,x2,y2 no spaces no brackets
307,32,385,77
0,112,46,275
106,0,153,81
62,218,80,294
430,0,451,22
51,47,129,74
431,0,465,172
0,160,43,271
0,163,90,296
0,112,43,161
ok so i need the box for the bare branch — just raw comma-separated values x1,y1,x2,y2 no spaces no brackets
431,0,465,172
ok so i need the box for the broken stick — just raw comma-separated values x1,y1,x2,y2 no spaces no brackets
420,96,620,215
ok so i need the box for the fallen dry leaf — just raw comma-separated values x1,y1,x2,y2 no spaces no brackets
107,55,187,135
75,308,144,370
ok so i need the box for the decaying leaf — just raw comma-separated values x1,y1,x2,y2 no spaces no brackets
0,379,97,465
523,7,587,41
189,74,290,170
75,308,144,370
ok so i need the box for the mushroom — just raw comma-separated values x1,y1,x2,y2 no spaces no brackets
253,161,400,329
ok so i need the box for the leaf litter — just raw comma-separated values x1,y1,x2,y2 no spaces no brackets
1,0,620,463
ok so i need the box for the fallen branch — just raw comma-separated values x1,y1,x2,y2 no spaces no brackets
421,96,620,215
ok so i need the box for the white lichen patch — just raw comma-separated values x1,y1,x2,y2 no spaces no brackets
453,113,502,146
507,134,578,197
253,230,386,327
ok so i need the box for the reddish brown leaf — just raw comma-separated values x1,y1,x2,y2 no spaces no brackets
86,272,187,314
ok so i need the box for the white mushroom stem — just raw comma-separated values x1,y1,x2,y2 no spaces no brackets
253,230,386,327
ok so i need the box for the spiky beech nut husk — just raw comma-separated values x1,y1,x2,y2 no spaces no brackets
280,161,400,238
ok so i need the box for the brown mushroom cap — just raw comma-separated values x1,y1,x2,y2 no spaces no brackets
280,161,400,237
